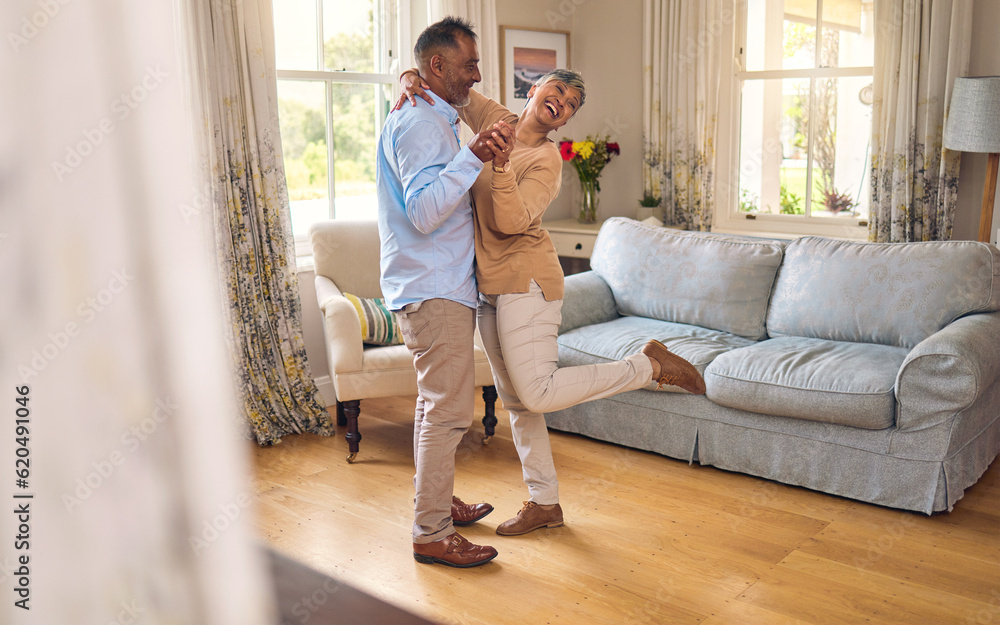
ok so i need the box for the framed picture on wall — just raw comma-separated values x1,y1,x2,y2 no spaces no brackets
500,26,571,114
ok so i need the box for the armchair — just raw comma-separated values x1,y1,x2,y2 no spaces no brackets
309,219,498,462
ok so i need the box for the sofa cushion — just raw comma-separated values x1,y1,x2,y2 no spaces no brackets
589,218,785,340
704,337,909,429
767,237,1000,349
557,316,758,392
343,293,402,345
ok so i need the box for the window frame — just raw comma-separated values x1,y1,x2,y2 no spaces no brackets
714,0,873,240
273,0,410,261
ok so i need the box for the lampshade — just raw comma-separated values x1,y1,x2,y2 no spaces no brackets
943,76,1000,153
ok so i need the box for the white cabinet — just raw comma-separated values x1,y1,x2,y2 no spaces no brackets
543,218,604,275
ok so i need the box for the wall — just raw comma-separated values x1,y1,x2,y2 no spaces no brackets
298,268,331,401
952,0,1000,243
495,0,646,221
301,0,1000,398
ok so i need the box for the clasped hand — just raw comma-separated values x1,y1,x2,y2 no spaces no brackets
393,71,513,168
469,121,514,166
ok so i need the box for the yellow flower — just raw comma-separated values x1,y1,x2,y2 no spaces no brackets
572,141,595,160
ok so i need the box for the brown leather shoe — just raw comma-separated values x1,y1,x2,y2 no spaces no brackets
412,532,498,568
496,501,564,536
641,339,706,394
451,495,493,526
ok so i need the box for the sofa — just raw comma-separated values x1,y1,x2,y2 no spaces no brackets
547,217,1000,513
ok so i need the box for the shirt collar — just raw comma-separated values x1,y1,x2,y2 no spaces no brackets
426,89,460,125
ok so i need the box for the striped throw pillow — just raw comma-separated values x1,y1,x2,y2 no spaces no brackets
343,293,402,345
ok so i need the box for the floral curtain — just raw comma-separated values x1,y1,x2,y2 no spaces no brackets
869,0,972,242
183,0,335,444
642,0,723,230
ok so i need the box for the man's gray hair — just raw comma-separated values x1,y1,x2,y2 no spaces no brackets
414,16,477,69
535,69,586,109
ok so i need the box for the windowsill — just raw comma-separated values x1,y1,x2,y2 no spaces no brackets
295,256,315,273
710,226,868,241
711,214,870,242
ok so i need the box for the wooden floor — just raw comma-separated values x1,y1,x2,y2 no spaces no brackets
250,394,1000,625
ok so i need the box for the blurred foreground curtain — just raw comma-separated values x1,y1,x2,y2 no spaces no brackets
0,2,273,623
642,0,723,230
869,0,972,242
182,0,335,444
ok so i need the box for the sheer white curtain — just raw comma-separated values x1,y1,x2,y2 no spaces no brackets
0,1,273,623
427,0,500,101
869,0,972,242
642,0,723,230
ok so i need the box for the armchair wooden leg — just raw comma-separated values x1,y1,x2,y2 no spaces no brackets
341,400,362,463
481,385,498,445
335,401,347,427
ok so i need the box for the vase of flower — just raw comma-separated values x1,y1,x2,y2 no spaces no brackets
559,135,620,225
578,177,599,224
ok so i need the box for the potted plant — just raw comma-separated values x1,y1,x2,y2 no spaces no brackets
559,136,620,223
639,193,662,209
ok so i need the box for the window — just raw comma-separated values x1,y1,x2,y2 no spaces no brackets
272,0,407,258
719,0,875,236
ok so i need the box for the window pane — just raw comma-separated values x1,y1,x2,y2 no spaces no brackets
745,0,817,71
821,0,864,36
330,83,383,220
809,76,872,220
745,1,874,72
829,1,876,67
324,0,376,72
273,0,319,71
277,81,330,237
738,78,810,216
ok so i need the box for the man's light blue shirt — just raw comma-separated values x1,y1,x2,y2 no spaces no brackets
376,92,484,311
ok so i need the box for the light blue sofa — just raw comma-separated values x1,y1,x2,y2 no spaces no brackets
549,217,1000,513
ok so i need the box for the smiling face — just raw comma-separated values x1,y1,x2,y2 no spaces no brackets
438,34,481,107
524,79,582,132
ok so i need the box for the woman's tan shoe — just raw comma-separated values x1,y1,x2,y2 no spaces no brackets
641,339,706,394
495,501,564,536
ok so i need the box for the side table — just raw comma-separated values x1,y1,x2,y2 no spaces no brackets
543,218,605,276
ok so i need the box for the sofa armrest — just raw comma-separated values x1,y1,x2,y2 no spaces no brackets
314,275,364,375
315,274,343,311
558,270,619,335
895,311,1000,432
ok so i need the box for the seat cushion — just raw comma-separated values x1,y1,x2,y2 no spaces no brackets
704,337,909,429
589,218,786,340
558,316,757,391
334,344,495,401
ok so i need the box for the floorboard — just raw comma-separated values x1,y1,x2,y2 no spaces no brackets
250,395,1000,625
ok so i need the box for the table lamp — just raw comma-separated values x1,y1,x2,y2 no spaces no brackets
943,76,1000,243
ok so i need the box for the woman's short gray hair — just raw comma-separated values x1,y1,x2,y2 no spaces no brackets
535,69,586,109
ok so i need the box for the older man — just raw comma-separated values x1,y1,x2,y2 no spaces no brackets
376,16,511,568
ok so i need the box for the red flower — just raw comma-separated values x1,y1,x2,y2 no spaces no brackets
559,141,575,161
607,142,620,155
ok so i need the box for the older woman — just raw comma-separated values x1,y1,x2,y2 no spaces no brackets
396,69,705,535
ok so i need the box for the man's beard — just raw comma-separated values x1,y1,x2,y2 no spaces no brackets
444,67,471,107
